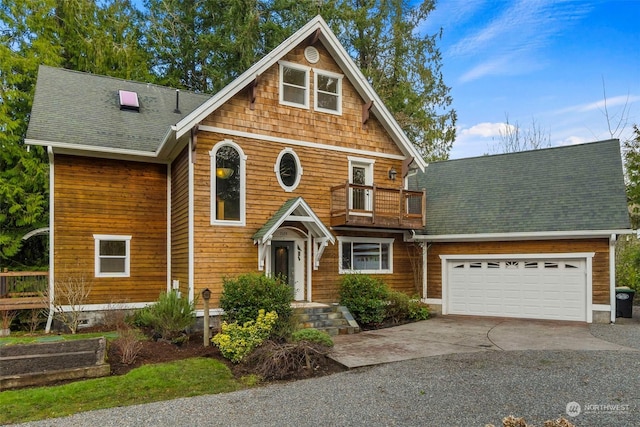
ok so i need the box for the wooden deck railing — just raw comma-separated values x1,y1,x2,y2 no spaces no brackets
0,271,49,311
330,182,425,229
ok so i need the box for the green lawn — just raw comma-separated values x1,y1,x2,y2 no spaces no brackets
0,358,242,424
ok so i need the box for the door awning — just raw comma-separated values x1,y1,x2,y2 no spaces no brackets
253,197,335,270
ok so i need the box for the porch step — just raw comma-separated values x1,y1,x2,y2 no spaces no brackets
293,305,360,336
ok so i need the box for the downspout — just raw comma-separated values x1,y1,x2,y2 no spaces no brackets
188,135,195,304
45,148,55,333
610,233,617,323
422,242,428,301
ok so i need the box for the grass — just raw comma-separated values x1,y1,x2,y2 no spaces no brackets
0,358,242,424
0,331,119,345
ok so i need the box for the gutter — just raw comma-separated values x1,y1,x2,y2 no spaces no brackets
409,229,634,242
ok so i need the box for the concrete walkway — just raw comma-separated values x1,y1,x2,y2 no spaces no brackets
330,315,637,368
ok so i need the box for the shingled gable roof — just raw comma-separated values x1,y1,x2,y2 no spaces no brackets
172,15,426,172
25,65,210,158
410,139,631,238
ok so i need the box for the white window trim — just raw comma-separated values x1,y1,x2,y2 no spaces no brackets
210,139,247,226
338,236,394,274
314,68,343,115
279,61,310,109
94,234,131,278
274,148,303,192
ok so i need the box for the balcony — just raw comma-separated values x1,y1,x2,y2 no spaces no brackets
330,182,425,230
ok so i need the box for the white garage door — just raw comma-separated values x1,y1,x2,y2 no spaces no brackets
447,258,587,321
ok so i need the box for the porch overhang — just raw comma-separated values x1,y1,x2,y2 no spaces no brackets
253,197,335,271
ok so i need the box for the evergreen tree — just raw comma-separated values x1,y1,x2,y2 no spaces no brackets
0,0,149,268
625,125,640,229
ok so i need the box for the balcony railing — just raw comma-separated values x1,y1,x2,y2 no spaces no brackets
0,271,49,311
330,182,425,229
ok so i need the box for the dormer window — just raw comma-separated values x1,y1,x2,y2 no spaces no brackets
279,61,310,109
314,70,342,114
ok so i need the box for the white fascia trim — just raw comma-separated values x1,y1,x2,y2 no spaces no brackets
439,252,596,260
188,136,195,303
200,125,405,161
592,304,611,312
26,139,158,160
45,148,55,333
423,298,442,305
413,230,634,242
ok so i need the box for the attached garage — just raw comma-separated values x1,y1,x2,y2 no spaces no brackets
442,254,593,322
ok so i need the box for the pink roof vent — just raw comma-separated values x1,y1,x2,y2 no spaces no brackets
118,90,139,111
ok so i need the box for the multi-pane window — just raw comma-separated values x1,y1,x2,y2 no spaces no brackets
211,140,246,225
279,62,309,108
94,235,131,277
339,238,393,274
314,70,342,114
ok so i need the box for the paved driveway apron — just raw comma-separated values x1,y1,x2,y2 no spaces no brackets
329,315,636,368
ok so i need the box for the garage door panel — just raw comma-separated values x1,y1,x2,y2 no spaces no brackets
447,258,586,321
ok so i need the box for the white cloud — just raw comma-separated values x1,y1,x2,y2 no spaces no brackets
556,136,589,146
460,122,514,138
556,95,640,114
447,0,592,81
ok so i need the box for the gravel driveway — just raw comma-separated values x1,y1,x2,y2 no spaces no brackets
12,320,640,427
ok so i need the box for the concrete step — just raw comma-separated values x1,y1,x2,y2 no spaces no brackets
293,305,360,336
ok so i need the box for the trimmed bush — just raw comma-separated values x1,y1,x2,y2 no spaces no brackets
339,274,389,326
291,328,334,347
407,298,430,321
219,273,293,338
131,290,196,342
212,310,278,363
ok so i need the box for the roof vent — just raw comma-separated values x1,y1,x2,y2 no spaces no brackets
118,90,139,111
304,46,320,64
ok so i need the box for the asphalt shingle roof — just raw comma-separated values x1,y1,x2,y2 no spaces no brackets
409,139,631,235
26,66,211,153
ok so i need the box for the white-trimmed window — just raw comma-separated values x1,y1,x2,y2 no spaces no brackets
338,237,393,274
94,234,131,277
274,148,302,192
210,140,247,226
279,61,310,108
314,69,342,114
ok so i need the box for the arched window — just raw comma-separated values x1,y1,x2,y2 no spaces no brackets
274,148,302,192
210,140,246,225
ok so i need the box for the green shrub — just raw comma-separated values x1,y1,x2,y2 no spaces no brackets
616,236,640,292
339,274,389,326
212,309,278,363
219,273,293,338
385,291,411,324
131,290,196,342
407,298,430,321
291,328,334,347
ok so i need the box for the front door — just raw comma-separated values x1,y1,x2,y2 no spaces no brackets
350,161,373,212
271,240,306,300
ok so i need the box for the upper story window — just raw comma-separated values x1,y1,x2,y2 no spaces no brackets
314,70,342,114
210,140,247,226
94,234,131,277
275,148,302,192
279,61,310,109
338,237,394,274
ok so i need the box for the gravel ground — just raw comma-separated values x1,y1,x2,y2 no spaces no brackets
12,320,640,427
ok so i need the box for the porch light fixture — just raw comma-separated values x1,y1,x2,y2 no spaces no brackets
216,167,234,179
388,167,397,181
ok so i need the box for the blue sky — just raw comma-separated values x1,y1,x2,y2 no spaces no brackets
421,0,640,159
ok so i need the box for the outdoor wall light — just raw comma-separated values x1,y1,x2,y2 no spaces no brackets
201,288,211,300
388,167,397,181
